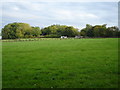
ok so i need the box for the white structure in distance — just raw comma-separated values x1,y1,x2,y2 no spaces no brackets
75,36,83,38
61,36,67,39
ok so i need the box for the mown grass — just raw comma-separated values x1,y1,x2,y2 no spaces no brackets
2,38,119,88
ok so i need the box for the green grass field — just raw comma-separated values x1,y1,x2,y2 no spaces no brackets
2,38,119,88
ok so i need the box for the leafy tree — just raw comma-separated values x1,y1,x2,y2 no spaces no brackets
93,25,107,37
2,22,119,39
80,24,119,38
41,24,79,37
106,26,119,37
80,28,87,37
2,22,41,39
31,27,41,37
86,24,93,37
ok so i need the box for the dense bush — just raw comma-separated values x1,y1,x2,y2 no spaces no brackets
44,35,61,38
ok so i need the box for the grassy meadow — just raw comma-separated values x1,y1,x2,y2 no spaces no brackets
2,38,119,88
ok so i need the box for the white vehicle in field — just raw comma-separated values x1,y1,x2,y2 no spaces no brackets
61,36,67,39
75,35,83,39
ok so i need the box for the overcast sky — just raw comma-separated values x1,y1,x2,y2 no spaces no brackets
1,2,118,30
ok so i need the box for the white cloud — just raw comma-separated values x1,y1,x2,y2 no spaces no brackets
3,11,40,20
49,9,99,22
12,6,19,11
51,9,73,20
1,2,118,29
16,2,46,11
0,0,119,2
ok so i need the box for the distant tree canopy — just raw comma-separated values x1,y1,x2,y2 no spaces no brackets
41,24,79,37
2,22,41,39
1,22,120,39
80,24,120,38
2,23,79,39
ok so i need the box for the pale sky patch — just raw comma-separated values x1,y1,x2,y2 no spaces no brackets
1,1,118,30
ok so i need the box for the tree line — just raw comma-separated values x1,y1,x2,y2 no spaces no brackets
80,24,120,38
1,22,120,39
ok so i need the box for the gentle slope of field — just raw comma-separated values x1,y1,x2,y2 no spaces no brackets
2,38,118,88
